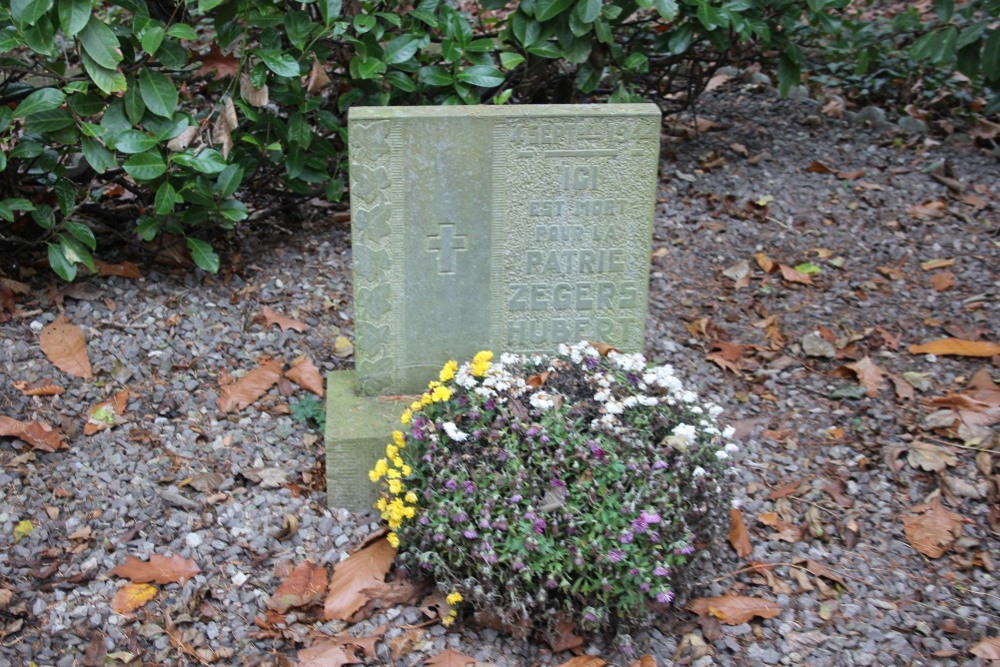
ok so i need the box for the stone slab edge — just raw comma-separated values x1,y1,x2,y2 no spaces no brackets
325,370,414,511
349,103,661,120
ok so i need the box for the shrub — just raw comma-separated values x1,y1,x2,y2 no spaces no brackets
369,342,738,635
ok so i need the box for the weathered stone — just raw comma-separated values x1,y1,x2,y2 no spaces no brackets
325,370,412,511
348,104,660,395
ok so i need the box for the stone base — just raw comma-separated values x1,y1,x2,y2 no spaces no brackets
324,370,413,511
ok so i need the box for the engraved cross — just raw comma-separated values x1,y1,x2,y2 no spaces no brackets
426,223,467,274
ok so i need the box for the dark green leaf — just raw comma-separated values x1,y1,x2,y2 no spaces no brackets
13,87,65,117
383,34,419,64
54,179,75,215
187,238,220,273
984,28,1000,85
80,49,126,94
48,242,77,281
535,0,574,22
58,234,95,272
218,198,248,221
58,0,90,36
385,70,416,91
123,149,167,180
500,52,525,69
353,14,376,33
80,136,115,173
123,78,145,124
456,64,505,87
776,53,800,96
140,25,165,55
25,108,74,133
654,0,678,19
256,49,300,77
318,0,342,23
135,215,160,241
139,69,178,117
11,0,53,27
79,16,123,69
69,92,104,116
114,129,158,154
216,164,243,197
174,148,227,174
418,65,453,85
64,219,96,250
934,0,954,22
23,17,56,55
31,204,55,229
154,181,176,214
285,10,311,50
287,113,312,148
526,40,562,58
166,23,198,40
667,23,693,53
573,0,601,24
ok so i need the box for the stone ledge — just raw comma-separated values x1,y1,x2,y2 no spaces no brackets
324,370,414,511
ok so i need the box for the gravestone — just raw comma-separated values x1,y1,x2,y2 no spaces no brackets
327,104,661,510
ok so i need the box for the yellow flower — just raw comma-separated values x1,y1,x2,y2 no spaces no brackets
441,614,455,627
404,491,418,503
410,400,422,411
471,350,493,377
439,360,458,382
387,532,400,548
368,458,388,481
431,385,452,402
427,380,441,391
401,409,412,425
386,468,401,479
393,456,404,468
388,479,403,495
388,518,401,530
375,497,388,511
401,464,413,476
403,506,416,519
446,591,463,605
420,392,433,406
386,444,399,460
392,430,405,447
368,470,380,482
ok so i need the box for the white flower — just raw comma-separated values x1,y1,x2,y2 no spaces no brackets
638,395,658,407
623,396,639,408
594,390,610,402
500,352,521,365
557,343,570,355
671,423,697,444
724,442,739,453
455,366,477,389
608,350,645,372
722,425,736,439
604,400,624,415
692,466,706,478
715,450,728,460
529,392,555,411
443,422,468,442
680,390,698,404
708,404,724,418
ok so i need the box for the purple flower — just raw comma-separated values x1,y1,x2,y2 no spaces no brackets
484,398,496,411
675,544,695,555
411,427,425,441
452,512,468,523
526,426,540,437
652,460,668,470
626,372,640,385
510,494,523,503
540,435,550,443
463,480,476,493
433,533,445,542
618,531,635,544
479,518,491,528
585,356,599,370
512,561,526,572
550,478,565,488
444,479,458,492
545,579,558,589
640,582,650,593
631,517,648,534
493,520,508,531
653,566,670,577
640,510,662,525
467,411,480,420
498,449,507,461
648,531,661,543
533,518,546,534
629,568,640,577
463,529,478,539
419,516,430,525
607,549,624,563
589,442,606,460
656,590,675,604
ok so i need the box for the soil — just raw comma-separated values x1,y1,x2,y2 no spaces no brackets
0,84,998,666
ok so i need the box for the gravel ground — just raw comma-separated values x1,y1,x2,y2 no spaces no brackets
1,84,998,666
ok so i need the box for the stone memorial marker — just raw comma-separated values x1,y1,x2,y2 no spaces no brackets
327,104,661,510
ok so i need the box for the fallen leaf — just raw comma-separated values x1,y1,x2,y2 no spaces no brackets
297,641,357,667
13,519,33,542
890,374,916,401
909,339,1000,357
195,43,240,79
628,657,657,667
907,441,958,472
907,200,948,220
970,637,1000,660
779,263,813,285
96,260,143,279
755,252,777,273
84,388,131,436
240,73,269,107
333,335,354,358
806,161,835,174
834,357,886,397
727,508,751,558
722,259,750,288
930,272,956,291
902,496,969,559
324,538,396,621
687,595,781,625
822,479,854,508
305,55,333,94
837,169,865,180
268,561,327,613
0,417,67,452
40,316,92,379
112,583,157,615
921,258,955,271
109,553,201,584
554,659,607,667
545,616,585,653
257,305,308,333
285,356,324,397
166,125,199,152
216,358,283,412
424,649,478,666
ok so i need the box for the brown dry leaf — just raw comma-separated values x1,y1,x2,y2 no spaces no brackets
834,357,886,397
12,380,65,396
545,616,585,653
298,641,358,667
216,358,283,412
258,305,308,333
920,258,956,271
109,553,201,584
424,649,478,666
195,43,240,79
84,387,131,436
629,657,657,667
268,561,327,613
890,374,915,401
166,125,198,152
240,73,269,107
589,341,619,357
687,596,781,625
0,417,67,452
837,169,865,180
755,252,777,273
930,272,956,292
285,356,324,397
757,512,802,542
705,72,731,91
727,508,751,558
902,496,969,559
96,260,143,279
40,316,92,379
970,637,1000,660
305,55,333,94
555,659,607,667
111,583,157,615
806,161,835,174
969,118,1000,140
907,441,958,472
907,200,948,220
909,338,1000,357
324,538,395,621
778,263,813,285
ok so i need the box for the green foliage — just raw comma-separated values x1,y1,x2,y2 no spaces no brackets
290,393,326,432
1,0,994,280
371,343,736,635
